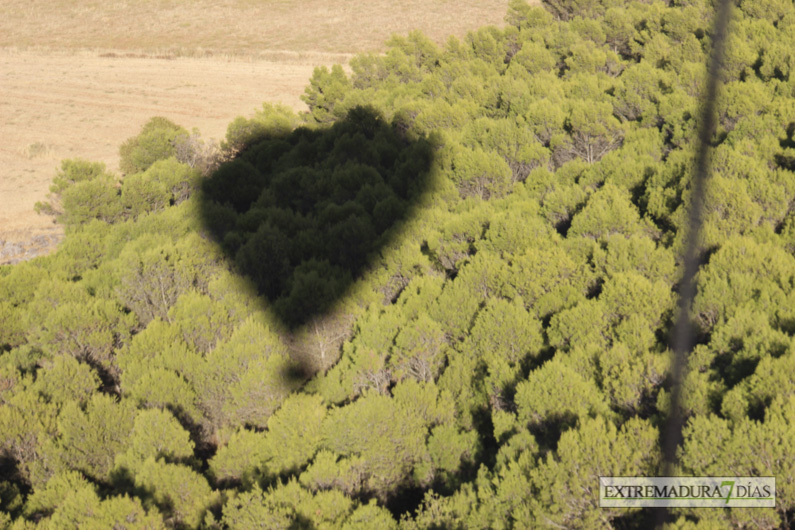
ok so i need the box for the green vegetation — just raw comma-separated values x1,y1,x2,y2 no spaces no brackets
119,117,189,175
3,0,795,527
201,105,435,330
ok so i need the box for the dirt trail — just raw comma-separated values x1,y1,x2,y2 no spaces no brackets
0,49,324,262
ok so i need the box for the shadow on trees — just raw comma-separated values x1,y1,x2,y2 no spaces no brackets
199,106,435,363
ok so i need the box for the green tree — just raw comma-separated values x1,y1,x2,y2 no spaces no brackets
32,356,99,406
36,161,122,226
302,65,352,124
681,397,795,528
447,145,514,200
31,478,164,530
388,313,446,383
568,183,657,240
119,117,188,175
316,392,430,500
0,385,59,488
118,408,195,466
131,458,218,528
521,417,659,528
515,358,614,432
54,394,137,481
222,103,299,154
115,234,212,326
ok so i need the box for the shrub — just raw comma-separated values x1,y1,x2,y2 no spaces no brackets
34,158,122,226
221,103,299,155
119,117,187,175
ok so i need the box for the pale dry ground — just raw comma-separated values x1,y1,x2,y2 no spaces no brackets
0,0,512,55
0,49,329,250
0,0,518,262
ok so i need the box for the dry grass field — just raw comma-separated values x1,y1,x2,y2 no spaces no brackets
0,0,517,263
0,51,323,251
0,50,328,261
0,0,513,55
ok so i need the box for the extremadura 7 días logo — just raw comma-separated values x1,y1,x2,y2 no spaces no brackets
599,477,776,508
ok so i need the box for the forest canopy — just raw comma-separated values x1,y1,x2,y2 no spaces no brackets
2,0,795,528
